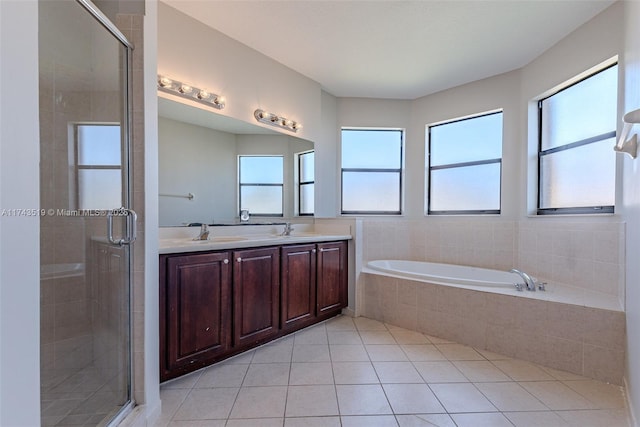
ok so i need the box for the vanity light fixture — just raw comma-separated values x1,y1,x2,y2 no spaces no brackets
614,108,640,159
157,74,225,109
254,109,301,133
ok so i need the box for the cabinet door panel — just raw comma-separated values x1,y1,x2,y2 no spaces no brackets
233,247,280,346
317,241,347,316
281,244,316,331
166,252,231,372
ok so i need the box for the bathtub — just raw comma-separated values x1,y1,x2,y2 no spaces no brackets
361,259,625,384
364,259,621,310
40,262,85,280
367,260,521,289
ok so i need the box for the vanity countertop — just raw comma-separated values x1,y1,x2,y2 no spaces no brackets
159,232,352,254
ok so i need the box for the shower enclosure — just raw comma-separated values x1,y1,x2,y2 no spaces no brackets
39,1,136,425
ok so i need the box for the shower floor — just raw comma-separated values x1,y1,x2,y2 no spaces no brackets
40,364,126,427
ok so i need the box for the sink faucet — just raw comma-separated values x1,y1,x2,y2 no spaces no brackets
193,224,210,241
281,222,294,236
510,268,536,291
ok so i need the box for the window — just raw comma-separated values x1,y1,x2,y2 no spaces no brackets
297,150,314,216
75,124,122,210
238,155,284,216
341,129,403,215
427,111,503,214
538,63,618,214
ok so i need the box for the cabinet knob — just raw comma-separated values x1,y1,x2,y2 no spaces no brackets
237,257,242,263
223,259,229,264
205,327,210,331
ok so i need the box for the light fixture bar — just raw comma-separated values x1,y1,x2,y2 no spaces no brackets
254,109,301,133
157,75,225,110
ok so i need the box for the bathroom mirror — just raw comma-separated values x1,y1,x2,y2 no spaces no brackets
158,95,314,226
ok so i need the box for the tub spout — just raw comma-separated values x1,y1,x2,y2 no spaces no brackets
510,269,536,291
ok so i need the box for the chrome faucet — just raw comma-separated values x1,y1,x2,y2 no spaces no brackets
194,224,210,241
281,222,294,236
510,268,536,291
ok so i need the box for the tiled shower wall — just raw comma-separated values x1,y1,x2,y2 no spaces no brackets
361,217,625,302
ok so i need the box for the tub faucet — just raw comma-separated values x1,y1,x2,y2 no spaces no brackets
281,222,294,236
194,224,210,241
510,268,536,291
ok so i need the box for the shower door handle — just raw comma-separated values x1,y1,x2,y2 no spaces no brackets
107,207,138,246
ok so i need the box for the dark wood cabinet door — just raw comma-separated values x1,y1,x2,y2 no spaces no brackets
316,241,347,318
281,244,317,332
163,251,231,378
233,247,280,347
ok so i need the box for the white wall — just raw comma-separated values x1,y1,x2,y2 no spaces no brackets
0,0,41,425
158,117,237,225
158,3,322,143
412,70,521,220
622,0,640,423
316,91,340,218
143,0,161,422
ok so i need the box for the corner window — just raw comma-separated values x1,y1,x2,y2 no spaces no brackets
238,155,284,216
538,63,618,214
297,150,314,216
75,124,122,210
427,111,503,214
341,129,403,215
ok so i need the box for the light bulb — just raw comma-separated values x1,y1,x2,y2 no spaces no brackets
214,96,226,107
179,84,192,94
197,90,210,100
158,76,172,88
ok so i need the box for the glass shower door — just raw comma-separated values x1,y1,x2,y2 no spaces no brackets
39,1,135,425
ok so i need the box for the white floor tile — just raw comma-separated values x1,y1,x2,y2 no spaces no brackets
157,316,632,427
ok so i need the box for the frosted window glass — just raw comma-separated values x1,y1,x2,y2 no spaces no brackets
430,113,502,166
300,152,314,182
430,163,501,212
78,125,121,166
541,65,617,150
342,172,400,212
342,129,402,169
239,156,283,183
540,138,615,209
78,170,122,210
300,183,314,215
240,186,283,215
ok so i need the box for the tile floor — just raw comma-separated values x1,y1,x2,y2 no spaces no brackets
154,316,632,427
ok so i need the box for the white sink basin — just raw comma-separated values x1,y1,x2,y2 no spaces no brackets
209,236,248,243
163,236,248,245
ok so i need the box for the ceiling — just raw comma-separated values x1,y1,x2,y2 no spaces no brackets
162,0,615,100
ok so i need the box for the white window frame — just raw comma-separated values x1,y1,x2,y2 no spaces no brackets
340,128,404,215
295,150,314,216
426,111,503,215
238,155,284,217
536,62,618,215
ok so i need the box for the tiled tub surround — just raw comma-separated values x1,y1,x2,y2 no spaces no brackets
361,218,625,305
361,270,626,385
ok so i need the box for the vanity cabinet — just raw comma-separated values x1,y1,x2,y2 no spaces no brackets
160,251,231,380
160,240,348,381
281,244,317,332
316,241,348,319
233,247,280,347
